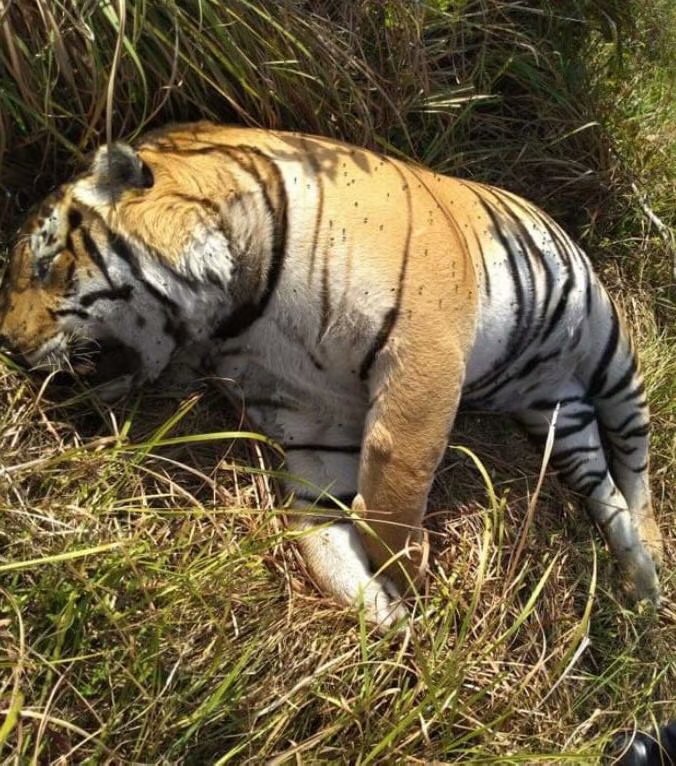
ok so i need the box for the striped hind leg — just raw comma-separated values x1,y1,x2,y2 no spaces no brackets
516,380,660,604
575,292,663,569
586,355,663,568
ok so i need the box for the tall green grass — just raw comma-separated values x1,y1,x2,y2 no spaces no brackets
0,1,674,762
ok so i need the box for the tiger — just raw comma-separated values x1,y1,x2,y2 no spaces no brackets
0,122,663,629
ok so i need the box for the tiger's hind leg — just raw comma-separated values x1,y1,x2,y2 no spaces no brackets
515,380,660,604
588,363,663,568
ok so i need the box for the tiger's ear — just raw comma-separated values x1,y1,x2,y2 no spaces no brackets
89,143,154,196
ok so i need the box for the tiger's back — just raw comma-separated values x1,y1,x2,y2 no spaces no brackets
0,122,662,628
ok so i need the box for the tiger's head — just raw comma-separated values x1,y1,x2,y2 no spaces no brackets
0,134,249,397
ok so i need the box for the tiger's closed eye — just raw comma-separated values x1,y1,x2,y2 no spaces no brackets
35,255,54,281
34,248,70,282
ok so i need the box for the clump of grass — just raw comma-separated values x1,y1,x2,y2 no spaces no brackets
0,1,674,762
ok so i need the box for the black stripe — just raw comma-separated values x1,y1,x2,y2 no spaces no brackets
319,253,331,341
154,145,224,157
467,347,561,403
585,278,594,316
605,410,642,434
551,444,601,463
173,193,223,218
515,349,560,379
213,302,263,339
232,147,282,237
502,195,589,342
408,166,480,317
532,212,579,343
68,208,83,229
494,191,575,342
51,308,89,319
204,269,227,290
459,184,531,399
328,492,354,506
569,324,585,353
80,284,132,307
610,442,638,456
359,307,397,380
556,458,588,480
308,351,325,371
358,157,412,381
554,409,597,439
620,380,645,403
620,423,650,440
412,170,478,298
163,317,187,345
587,303,620,398
302,140,324,284
80,231,115,288
540,273,573,342
285,443,361,453
477,239,491,297
597,359,637,400
483,188,539,347
578,481,604,496
213,146,288,340
479,198,527,347
106,232,181,314
244,396,299,412
577,470,608,496
533,210,578,271
463,215,493,300
611,457,648,474
64,260,76,288
84,218,195,306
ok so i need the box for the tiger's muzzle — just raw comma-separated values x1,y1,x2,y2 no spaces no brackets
0,332,142,393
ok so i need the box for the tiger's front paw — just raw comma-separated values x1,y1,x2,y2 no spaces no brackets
295,518,410,634
359,575,409,634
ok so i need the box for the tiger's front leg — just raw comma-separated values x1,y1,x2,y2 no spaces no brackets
355,334,466,593
282,430,408,631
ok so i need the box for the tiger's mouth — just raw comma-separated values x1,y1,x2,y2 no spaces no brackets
69,338,142,388
6,336,143,390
